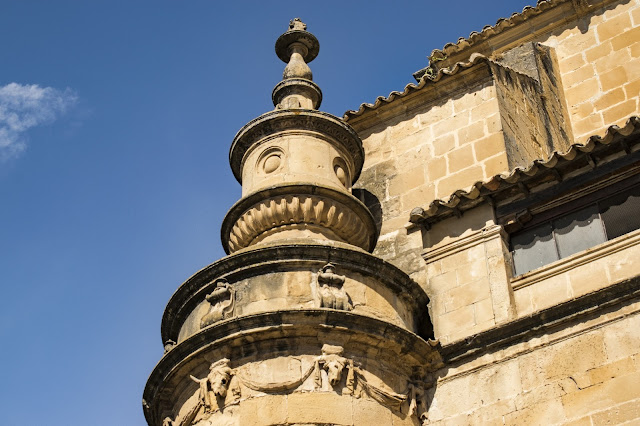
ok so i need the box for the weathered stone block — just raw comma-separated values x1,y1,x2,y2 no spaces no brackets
286,392,353,425
596,11,633,42
590,399,640,424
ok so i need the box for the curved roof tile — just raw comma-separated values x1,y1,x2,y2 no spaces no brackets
410,116,640,224
345,0,573,120
343,53,489,120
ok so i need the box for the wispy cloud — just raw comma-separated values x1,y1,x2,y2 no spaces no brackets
0,83,78,160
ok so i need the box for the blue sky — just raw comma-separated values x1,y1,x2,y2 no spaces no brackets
0,1,532,424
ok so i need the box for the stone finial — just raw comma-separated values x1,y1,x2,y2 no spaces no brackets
272,18,322,109
289,18,306,31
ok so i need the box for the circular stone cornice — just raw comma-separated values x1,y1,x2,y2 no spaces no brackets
160,243,430,344
146,309,441,426
229,109,364,184
275,29,319,64
272,78,322,109
220,183,378,254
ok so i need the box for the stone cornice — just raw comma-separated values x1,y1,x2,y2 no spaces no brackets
420,0,616,74
344,54,492,126
229,109,364,183
161,243,431,344
346,0,620,124
440,275,640,365
220,183,378,254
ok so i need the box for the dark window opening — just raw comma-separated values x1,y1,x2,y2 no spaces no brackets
510,184,640,276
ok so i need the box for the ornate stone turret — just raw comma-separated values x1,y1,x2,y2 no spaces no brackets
144,20,439,426
224,18,376,254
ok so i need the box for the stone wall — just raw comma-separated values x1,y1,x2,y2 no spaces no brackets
348,0,640,344
538,0,640,140
427,298,640,425
345,2,640,423
352,75,508,288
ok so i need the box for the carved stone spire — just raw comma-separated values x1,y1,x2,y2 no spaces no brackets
272,18,322,110
225,18,376,254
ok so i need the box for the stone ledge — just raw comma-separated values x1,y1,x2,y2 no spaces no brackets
440,274,640,364
423,224,504,264
220,183,378,254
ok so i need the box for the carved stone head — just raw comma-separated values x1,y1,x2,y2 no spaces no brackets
325,357,346,385
321,263,337,275
207,358,233,398
321,344,347,386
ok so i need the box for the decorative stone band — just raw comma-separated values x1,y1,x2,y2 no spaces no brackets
160,350,432,426
145,309,443,426
229,109,364,184
221,184,378,254
272,78,322,110
161,243,431,345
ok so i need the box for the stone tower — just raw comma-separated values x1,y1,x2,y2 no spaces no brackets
143,19,438,426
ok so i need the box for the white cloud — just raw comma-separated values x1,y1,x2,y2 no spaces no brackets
0,83,78,160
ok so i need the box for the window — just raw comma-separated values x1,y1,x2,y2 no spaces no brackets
510,183,640,275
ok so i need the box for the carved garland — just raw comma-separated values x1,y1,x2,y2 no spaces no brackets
164,347,432,426
227,194,369,252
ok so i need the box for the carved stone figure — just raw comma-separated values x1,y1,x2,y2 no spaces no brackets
317,263,352,311
191,358,235,405
315,344,350,388
200,279,235,328
407,367,430,425
289,17,306,31
166,359,240,426
163,340,176,354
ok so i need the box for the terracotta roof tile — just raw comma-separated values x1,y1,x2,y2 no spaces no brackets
343,53,490,120
345,0,582,119
409,116,640,225
428,0,560,63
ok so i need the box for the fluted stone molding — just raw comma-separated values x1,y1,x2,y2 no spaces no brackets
229,194,369,252
221,184,377,254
